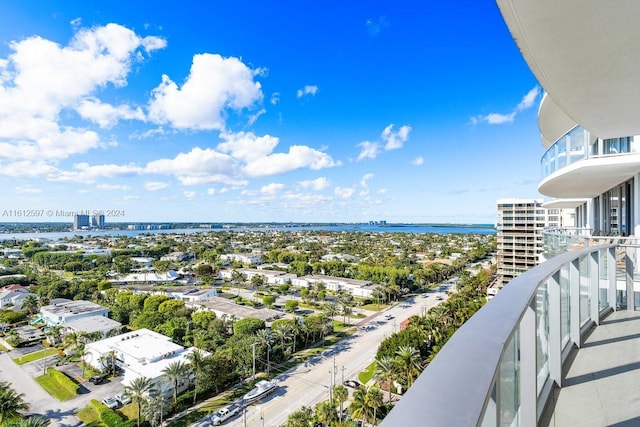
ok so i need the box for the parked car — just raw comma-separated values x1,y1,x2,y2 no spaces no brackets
102,397,119,409
115,392,131,405
343,379,361,388
89,375,104,385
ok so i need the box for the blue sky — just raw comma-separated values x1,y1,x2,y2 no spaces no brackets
0,1,544,224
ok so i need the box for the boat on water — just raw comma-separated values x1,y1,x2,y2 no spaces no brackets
242,380,277,403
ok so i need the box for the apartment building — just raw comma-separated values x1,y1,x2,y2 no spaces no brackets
495,199,575,288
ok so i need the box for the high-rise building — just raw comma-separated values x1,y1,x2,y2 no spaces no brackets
91,214,105,229
73,214,90,230
495,199,576,289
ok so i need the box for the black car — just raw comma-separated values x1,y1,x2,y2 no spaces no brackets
343,380,361,389
89,375,104,385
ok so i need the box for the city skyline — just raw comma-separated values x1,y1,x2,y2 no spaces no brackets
0,1,542,224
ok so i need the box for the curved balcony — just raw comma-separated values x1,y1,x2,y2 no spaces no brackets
539,129,640,198
381,244,640,426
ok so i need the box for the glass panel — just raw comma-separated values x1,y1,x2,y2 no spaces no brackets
599,249,609,312
616,247,627,310
480,384,497,427
536,281,550,395
500,329,520,426
579,255,590,325
560,266,571,348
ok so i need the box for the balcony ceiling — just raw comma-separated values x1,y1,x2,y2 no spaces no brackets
538,94,577,149
538,155,640,198
541,198,588,209
497,0,640,139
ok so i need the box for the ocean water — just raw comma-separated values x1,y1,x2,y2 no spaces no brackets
0,223,496,241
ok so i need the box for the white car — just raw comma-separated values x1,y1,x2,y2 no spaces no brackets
102,397,119,409
115,392,131,405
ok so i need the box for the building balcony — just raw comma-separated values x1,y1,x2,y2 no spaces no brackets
539,127,640,198
382,243,640,426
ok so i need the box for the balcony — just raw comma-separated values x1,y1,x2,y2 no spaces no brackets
539,128,640,198
382,243,640,426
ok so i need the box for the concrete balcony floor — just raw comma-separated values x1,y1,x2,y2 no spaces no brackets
540,309,640,426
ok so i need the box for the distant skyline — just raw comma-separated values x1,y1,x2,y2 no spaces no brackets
0,1,543,224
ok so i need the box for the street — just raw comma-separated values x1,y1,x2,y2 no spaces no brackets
225,287,452,427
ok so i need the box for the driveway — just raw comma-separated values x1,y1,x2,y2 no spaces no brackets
0,351,126,426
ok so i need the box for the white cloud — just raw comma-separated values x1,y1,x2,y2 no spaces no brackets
260,183,285,195
298,177,330,191
148,53,263,130
517,86,541,111
183,191,196,199
270,92,280,105
366,16,390,37
382,124,411,150
243,145,339,178
356,141,380,161
471,85,540,125
217,131,279,163
378,188,388,194
76,98,145,128
145,146,244,186
144,181,169,191
360,173,374,187
0,23,165,160
96,184,131,191
412,156,424,166
206,188,216,195
15,185,42,194
297,85,318,98
334,187,355,198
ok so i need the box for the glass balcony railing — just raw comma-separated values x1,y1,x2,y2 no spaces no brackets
381,243,639,426
541,127,636,180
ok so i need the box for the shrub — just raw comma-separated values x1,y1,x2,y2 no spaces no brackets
48,368,79,395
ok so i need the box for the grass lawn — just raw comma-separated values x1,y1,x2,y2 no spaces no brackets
0,342,7,352
359,303,388,311
35,372,77,401
13,348,59,365
76,406,104,426
358,361,376,385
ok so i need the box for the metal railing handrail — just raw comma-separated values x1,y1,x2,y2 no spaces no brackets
381,243,616,426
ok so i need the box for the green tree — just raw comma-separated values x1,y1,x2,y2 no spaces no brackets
395,345,422,389
333,385,348,423
233,318,265,336
286,405,315,427
126,376,154,427
20,294,39,315
186,348,207,404
285,300,299,313
162,360,190,405
0,381,29,424
9,416,50,427
374,355,398,403
262,294,276,308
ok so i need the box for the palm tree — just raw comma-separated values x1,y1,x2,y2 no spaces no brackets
0,382,29,424
349,386,370,425
20,294,39,315
125,376,154,427
365,386,384,426
333,384,348,423
286,405,314,427
10,415,50,427
374,355,397,403
185,348,207,404
162,360,190,405
255,328,273,374
315,400,338,426
395,345,422,389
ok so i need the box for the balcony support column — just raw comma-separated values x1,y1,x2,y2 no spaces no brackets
608,247,617,310
625,248,635,311
548,271,562,387
590,251,600,324
570,259,581,348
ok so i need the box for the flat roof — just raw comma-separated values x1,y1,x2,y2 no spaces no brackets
65,316,121,334
40,300,108,316
189,297,282,322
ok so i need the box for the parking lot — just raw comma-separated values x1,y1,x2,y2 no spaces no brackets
0,347,127,426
